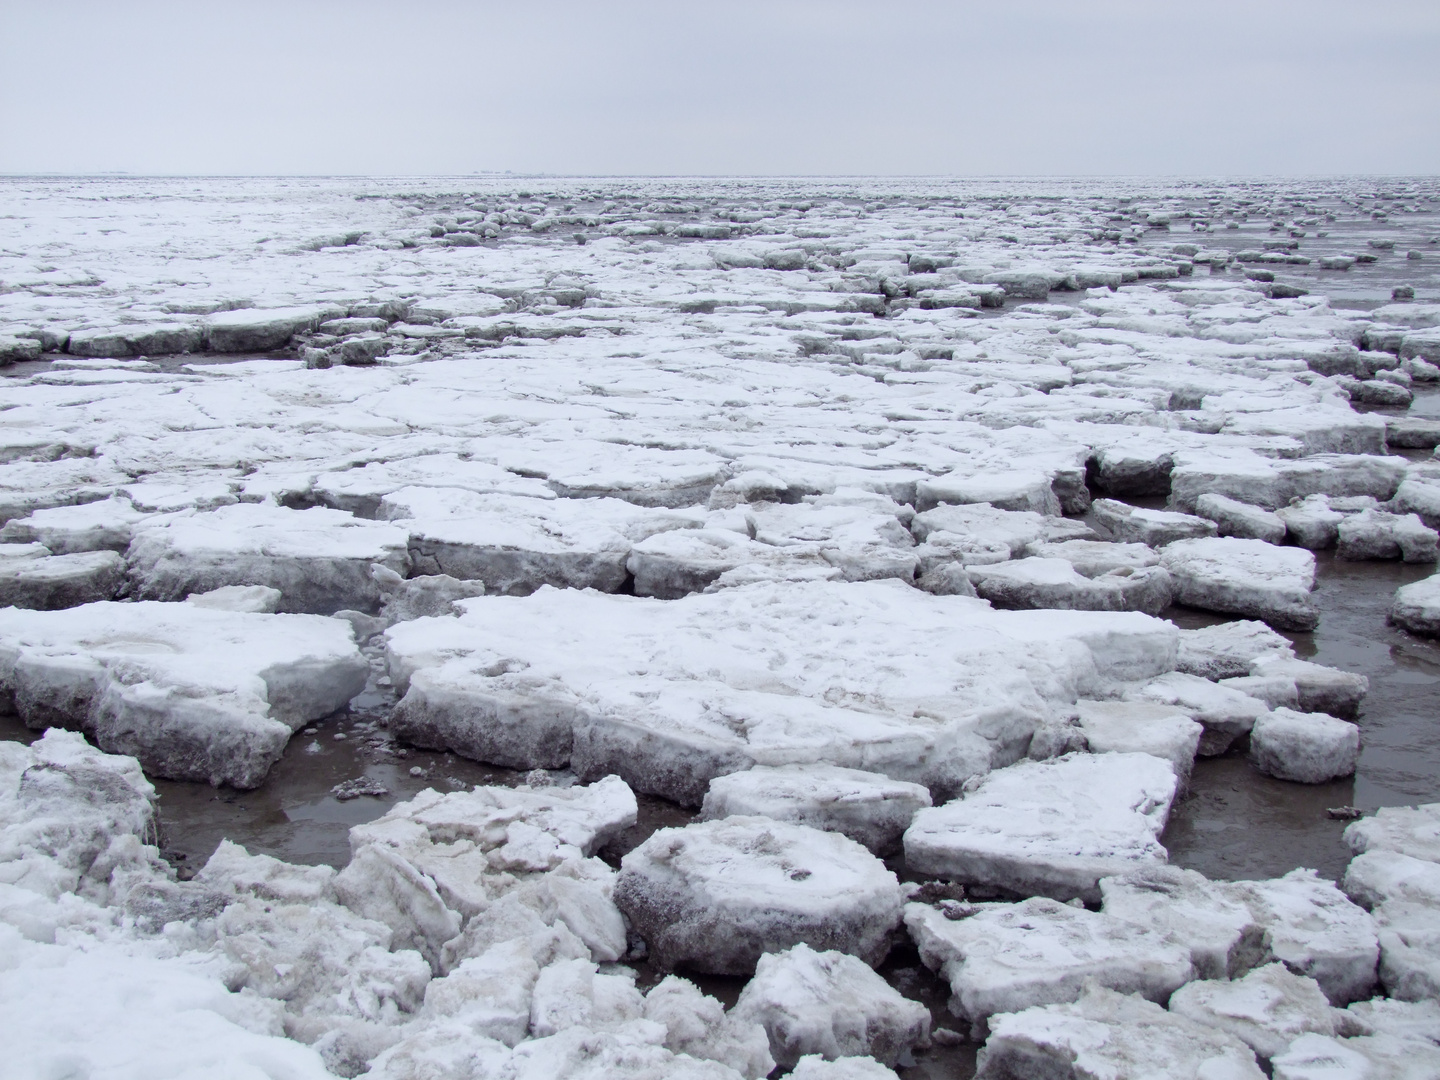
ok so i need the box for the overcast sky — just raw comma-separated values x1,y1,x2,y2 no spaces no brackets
2,0,1437,176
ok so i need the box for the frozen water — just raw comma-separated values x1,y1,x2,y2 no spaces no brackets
0,601,367,786
1391,571,1440,636
1161,536,1320,629
615,816,904,975
1344,803,1440,863
976,983,1264,1080
1099,866,1267,979
1073,700,1203,783
1249,708,1360,784
906,898,1193,1028
1168,963,1337,1063
903,752,1177,903
730,943,930,1067
699,764,931,854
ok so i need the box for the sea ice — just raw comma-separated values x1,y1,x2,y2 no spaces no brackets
1195,493,1288,544
1174,619,1296,680
1161,537,1320,629
0,601,367,786
1344,803,1440,863
906,899,1193,1028
1391,572,1440,636
1249,708,1360,784
903,752,1176,903
1099,866,1266,980
1124,671,1269,755
0,543,124,609
975,983,1264,1080
966,557,1173,615
730,943,931,1067
699,764,931,855
1073,700,1203,783
1168,963,1337,1063
127,502,411,613
615,817,904,975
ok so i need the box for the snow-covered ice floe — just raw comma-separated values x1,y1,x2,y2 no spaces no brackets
384,580,1177,804
0,601,367,786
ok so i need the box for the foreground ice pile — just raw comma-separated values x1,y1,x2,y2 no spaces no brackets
2,176,1440,1076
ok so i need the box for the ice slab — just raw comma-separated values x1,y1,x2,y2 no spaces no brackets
1391,573,1440,637
0,497,151,553
615,817,904,975
1093,498,1218,547
1344,803,1440,863
1337,509,1439,564
976,983,1263,1080
1161,537,1319,630
1231,869,1379,1005
0,601,367,787
1169,963,1336,1063
699,764,931,855
1249,708,1359,784
903,752,1176,904
1024,539,1159,577
906,899,1193,1027
1342,850,1440,911
1174,619,1295,681
127,503,410,614
1195,493,1288,544
731,942,930,1067
1271,1031,1440,1080
1124,671,1268,755
1099,866,1266,980
644,975,775,1079
967,557,1173,615
0,545,124,609
1248,656,1369,718
384,581,1177,804
1074,700,1203,783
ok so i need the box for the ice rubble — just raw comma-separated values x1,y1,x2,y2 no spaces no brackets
4,176,1439,1076
0,601,367,786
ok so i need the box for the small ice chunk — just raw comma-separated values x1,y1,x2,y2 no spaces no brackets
1278,494,1347,550
967,557,1173,616
1249,708,1359,784
644,975,775,1079
195,839,336,904
904,753,1176,903
1195,493,1288,545
1100,866,1267,980
700,764,931,855
1175,619,1295,680
1248,656,1369,718
1391,572,1440,637
1344,803,1440,863
731,943,931,1067
906,899,1193,1027
1161,537,1319,630
615,817,905,975
1168,963,1336,1063
1092,498,1218,547
1337,509,1439,564
1124,671,1268,755
1343,996,1440,1046
420,938,537,1046
1231,869,1379,1005
185,584,282,613
977,983,1263,1079
528,957,644,1037
1074,700,1202,783
1373,901,1440,1002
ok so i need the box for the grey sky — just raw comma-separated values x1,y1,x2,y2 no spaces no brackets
2,0,1437,176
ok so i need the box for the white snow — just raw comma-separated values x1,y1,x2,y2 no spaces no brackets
1161,536,1320,630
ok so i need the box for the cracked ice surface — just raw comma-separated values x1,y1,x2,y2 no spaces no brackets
3,175,1440,1078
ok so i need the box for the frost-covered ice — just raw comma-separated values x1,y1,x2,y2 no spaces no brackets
0,601,367,786
1161,537,1320,630
731,943,930,1067
907,898,1194,1028
1249,708,1360,784
1344,803,1440,863
1168,963,1337,1063
384,581,1176,804
976,983,1264,1080
904,752,1177,903
1391,572,1440,636
616,817,904,975
4,174,1440,1075
699,764,931,854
